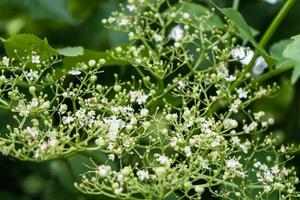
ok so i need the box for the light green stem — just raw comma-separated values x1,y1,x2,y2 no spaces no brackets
230,0,295,91
259,0,295,48
255,63,294,83
233,0,240,10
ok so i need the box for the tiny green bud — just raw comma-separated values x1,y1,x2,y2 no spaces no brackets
90,75,97,83
88,60,96,67
114,85,122,92
0,75,6,83
195,185,205,194
99,59,106,65
29,86,36,96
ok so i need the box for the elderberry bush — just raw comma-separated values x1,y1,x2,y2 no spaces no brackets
0,0,300,199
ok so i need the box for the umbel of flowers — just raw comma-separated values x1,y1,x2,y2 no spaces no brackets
0,0,299,199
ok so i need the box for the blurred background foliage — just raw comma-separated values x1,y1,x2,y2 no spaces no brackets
0,0,300,199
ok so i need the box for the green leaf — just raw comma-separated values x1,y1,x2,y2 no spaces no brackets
270,39,291,62
57,46,84,57
283,34,300,84
173,2,224,29
219,7,254,44
4,34,57,61
0,0,75,23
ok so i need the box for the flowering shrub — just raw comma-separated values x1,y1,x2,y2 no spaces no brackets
0,0,300,199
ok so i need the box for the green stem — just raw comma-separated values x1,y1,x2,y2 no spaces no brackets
255,63,294,83
230,0,295,91
259,0,295,48
232,0,240,10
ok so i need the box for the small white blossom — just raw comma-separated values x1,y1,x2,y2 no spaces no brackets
98,165,111,177
140,108,149,117
184,146,192,157
25,69,39,81
2,56,9,66
229,99,242,113
226,158,242,169
169,25,184,41
231,46,254,65
243,122,258,133
154,167,166,176
62,115,74,125
26,126,39,137
264,0,278,4
157,155,170,166
253,56,268,76
153,34,163,42
236,88,248,99
119,18,129,26
68,69,81,75
137,170,150,181
178,80,186,90
127,4,136,12
223,118,238,129
108,154,115,161
32,55,40,64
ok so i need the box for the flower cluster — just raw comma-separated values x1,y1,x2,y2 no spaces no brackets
0,0,299,199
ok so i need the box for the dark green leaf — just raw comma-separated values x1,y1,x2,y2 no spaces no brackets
0,0,75,23
4,33,57,61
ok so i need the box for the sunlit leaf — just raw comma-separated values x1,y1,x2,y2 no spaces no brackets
283,34,300,84
57,46,84,57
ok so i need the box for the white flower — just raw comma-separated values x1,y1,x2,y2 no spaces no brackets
223,118,238,129
226,158,242,169
140,108,149,117
243,122,258,133
137,170,150,181
129,91,148,105
252,56,268,76
32,55,40,64
157,155,170,166
59,104,68,114
153,34,163,42
108,154,115,161
98,165,111,177
25,69,39,80
62,115,74,124
95,136,105,147
119,18,129,26
178,80,186,90
231,46,254,65
236,88,248,99
26,126,39,137
229,99,242,113
2,56,9,66
127,4,136,12
225,75,236,82
184,146,192,157
264,0,278,4
169,25,184,41
154,167,166,176
68,69,81,75
264,170,274,182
